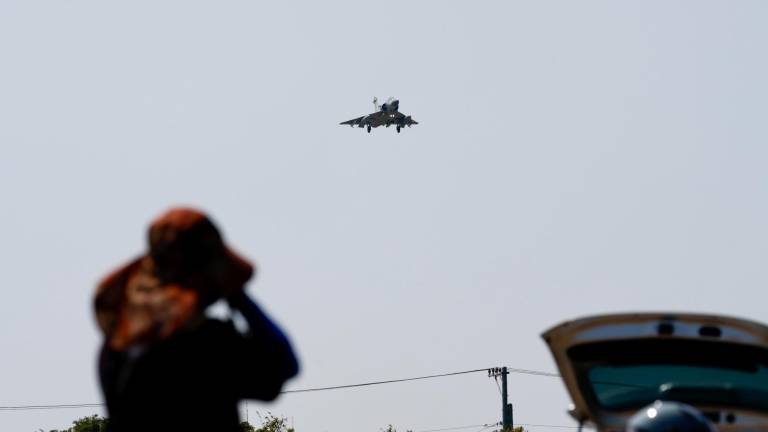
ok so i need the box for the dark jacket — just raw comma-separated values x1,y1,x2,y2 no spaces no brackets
100,302,298,432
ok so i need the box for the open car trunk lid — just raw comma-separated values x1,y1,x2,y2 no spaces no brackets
542,313,768,432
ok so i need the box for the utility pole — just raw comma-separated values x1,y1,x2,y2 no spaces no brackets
489,367,513,431
501,367,512,431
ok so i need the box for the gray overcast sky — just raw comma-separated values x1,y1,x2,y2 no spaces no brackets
1,1,767,431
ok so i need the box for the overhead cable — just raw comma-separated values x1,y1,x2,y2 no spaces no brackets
0,365,562,410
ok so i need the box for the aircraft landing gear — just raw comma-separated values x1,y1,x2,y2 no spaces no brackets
367,125,371,133
396,126,401,133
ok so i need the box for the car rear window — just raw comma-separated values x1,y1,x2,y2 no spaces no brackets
568,339,768,412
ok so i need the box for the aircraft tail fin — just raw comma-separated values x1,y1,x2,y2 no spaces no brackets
373,97,380,111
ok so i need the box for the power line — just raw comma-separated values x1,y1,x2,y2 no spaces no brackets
283,367,561,394
505,368,560,378
415,423,497,432
473,424,501,432
281,367,492,393
0,403,103,411
0,366,563,411
415,422,582,432
493,377,503,396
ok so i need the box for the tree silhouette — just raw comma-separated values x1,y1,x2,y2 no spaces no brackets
47,415,108,432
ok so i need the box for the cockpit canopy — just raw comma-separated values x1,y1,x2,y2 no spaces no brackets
381,97,399,112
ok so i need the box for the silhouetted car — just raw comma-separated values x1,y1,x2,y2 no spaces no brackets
542,313,768,432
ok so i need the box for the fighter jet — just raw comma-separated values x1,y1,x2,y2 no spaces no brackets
340,97,419,133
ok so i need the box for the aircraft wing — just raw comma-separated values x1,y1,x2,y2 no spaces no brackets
340,116,365,126
340,112,380,126
398,113,418,126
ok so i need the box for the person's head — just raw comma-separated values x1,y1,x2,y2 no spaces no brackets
626,401,716,432
145,208,253,305
94,207,254,350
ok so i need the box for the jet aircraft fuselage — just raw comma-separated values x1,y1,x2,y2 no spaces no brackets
340,97,418,133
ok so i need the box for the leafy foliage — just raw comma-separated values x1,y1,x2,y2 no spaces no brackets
380,424,413,432
48,415,109,432
50,412,293,432
240,421,258,432
241,412,294,432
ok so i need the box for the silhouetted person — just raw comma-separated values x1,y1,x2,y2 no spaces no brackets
94,208,299,432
